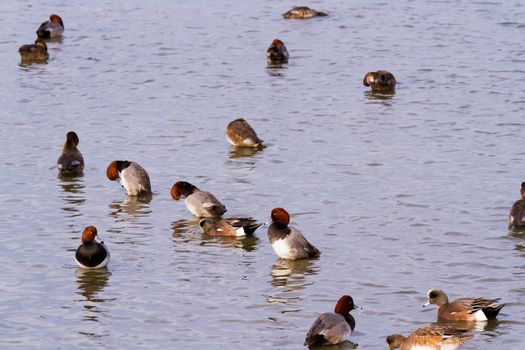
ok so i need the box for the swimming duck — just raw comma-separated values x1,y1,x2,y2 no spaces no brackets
57,131,84,176
304,295,356,347
199,217,261,237
226,118,264,148
36,14,64,39
363,70,396,92
75,226,110,269
171,181,227,218
423,289,505,322
282,6,327,19
106,160,152,196
267,208,320,259
266,39,289,65
19,39,49,62
508,182,525,230
386,325,472,350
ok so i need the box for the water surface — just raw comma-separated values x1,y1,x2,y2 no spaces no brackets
1,0,525,348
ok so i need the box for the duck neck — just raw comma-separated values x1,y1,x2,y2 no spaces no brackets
342,313,355,331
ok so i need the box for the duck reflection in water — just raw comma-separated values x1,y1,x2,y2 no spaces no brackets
108,194,152,218
270,258,318,289
364,90,396,101
59,176,86,215
75,268,112,321
228,145,263,159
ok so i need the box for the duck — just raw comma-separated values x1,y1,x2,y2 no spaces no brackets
75,226,110,269
19,39,49,62
423,289,505,322
267,208,320,259
36,14,64,39
171,181,227,218
57,131,84,175
304,295,356,347
386,325,472,350
282,6,327,19
508,182,525,230
266,39,289,65
106,160,152,196
226,118,264,148
363,70,396,92
199,217,261,237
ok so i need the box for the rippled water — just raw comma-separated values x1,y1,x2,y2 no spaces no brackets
1,0,525,348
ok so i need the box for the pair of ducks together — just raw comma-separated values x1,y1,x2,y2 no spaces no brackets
267,38,396,94
302,288,504,349
19,14,64,62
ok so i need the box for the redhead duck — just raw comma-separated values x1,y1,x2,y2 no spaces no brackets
508,182,525,230
36,14,64,39
226,118,264,148
75,226,110,269
282,6,327,19
268,208,320,259
266,39,289,65
171,181,227,218
199,217,261,237
386,325,472,350
363,70,396,92
304,295,356,347
19,39,49,62
423,289,505,322
57,131,84,176
106,160,151,196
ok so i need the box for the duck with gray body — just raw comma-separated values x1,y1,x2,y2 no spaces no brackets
171,181,227,218
304,295,356,347
268,208,320,260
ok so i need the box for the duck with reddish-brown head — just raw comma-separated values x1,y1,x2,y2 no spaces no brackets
268,208,320,260
106,160,151,196
75,226,110,269
304,295,356,347
36,14,64,39
267,39,289,66
171,181,227,218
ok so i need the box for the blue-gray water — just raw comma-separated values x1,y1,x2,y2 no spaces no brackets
1,0,524,348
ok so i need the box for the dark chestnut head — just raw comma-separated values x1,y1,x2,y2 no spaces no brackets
271,208,290,226
81,225,97,243
170,181,198,200
271,39,285,48
334,295,356,315
49,14,64,28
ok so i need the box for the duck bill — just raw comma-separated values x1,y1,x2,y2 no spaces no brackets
95,235,104,244
422,300,430,307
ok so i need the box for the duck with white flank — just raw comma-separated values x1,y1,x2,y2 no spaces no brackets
171,181,227,218
268,208,320,260
106,161,151,196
